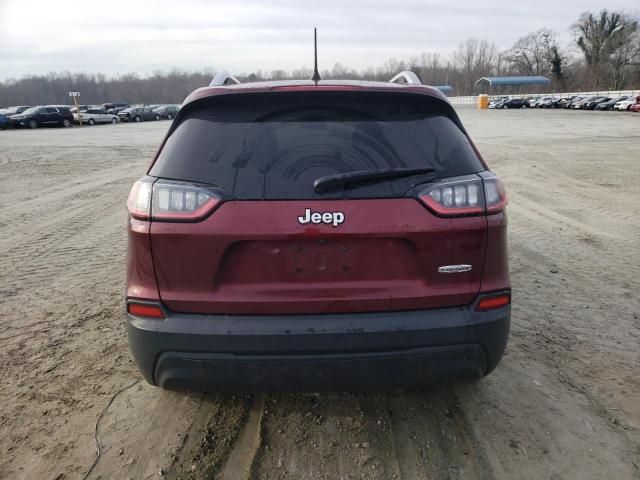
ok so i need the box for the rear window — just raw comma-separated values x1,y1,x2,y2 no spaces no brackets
150,92,484,200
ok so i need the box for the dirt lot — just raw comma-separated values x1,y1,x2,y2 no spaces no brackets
1,108,639,480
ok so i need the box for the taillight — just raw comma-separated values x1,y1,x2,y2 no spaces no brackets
418,175,484,216
481,173,508,214
417,173,507,217
127,180,153,220
151,179,221,221
127,178,222,222
476,293,511,311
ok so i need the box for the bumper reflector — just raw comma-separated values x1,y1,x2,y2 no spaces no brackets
128,302,165,319
476,294,510,311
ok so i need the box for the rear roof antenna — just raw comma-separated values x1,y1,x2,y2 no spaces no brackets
311,28,321,83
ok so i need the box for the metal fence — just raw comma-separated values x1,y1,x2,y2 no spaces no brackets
448,90,639,105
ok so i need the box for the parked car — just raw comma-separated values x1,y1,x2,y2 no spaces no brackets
153,104,180,119
74,107,119,125
614,97,638,111
125,74,511,392
502,98,529,109
555,96,576,108
8,106,74,129
531,97,553,108
104,103,131,114
630,102,640,113
0,105,32,116
0,113,8,130
538,97,560,108
488,96,509,109
572,96,598,109
492,99,508,109
565,96,584,109
595,96,629,111
584,97,610,110
118,107,158,122
527,97,539,108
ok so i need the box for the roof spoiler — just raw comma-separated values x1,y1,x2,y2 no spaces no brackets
210,71,241,87
389,71,421,85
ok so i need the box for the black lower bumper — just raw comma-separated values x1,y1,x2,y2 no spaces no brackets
126,303,510,393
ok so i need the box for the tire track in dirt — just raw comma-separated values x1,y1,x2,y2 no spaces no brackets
248,393,401,479
166,394,253,480
386,389,493,480
218,394,265,480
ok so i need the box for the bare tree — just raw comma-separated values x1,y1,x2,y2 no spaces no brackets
503,29,559,76
573,10,639,89
452,38,498,93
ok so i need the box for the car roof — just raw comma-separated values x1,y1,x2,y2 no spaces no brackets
183,79,448,108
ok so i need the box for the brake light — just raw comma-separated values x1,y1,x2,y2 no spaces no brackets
418,173,507,217
476,293,511,311
483,175,508,214
152,179,221,221
127,178,221,222
127,302,165,319
127,180,152,220
419,176,484,216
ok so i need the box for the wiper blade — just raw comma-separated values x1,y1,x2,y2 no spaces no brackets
313,167,435,193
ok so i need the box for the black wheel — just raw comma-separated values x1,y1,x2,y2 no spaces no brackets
155,114,161,121
135,115,141,122
167,113,173,120
111,117,117,124
28,119,38,129
88,118,95,126
62,119,72,128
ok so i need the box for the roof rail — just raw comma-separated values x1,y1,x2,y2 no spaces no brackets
210,70,241,86
389,71,421,85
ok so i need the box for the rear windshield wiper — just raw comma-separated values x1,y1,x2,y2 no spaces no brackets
313,167,435,193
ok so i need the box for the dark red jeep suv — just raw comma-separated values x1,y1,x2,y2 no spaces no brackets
126,73,510,392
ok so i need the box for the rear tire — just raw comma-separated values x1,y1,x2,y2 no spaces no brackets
167,113,173,120
111,117,117,124
62,119,72,128
135,115,141,122
88,118,95,126
28,119,38,129
155,114,161,121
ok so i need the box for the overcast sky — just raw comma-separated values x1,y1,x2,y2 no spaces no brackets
0,0,638,79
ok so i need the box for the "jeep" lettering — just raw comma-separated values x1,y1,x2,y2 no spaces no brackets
297,208,345,227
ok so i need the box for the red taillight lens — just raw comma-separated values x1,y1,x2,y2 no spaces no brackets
483,175,508,214
127,302,165,319
419,176,484,217
476,293,511,311
417,173,507,217
151,179,221,221
127,178,221,222
127,180,153,220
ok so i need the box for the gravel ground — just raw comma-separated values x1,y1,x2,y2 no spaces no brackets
0,108,639,480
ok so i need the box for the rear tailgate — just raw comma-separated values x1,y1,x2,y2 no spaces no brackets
150,199,486,314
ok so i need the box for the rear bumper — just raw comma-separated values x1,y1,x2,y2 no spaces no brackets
126,300,510,392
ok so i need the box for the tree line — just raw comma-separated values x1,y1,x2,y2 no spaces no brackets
1,9,638,106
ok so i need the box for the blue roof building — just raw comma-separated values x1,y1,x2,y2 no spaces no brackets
475,76,551,87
